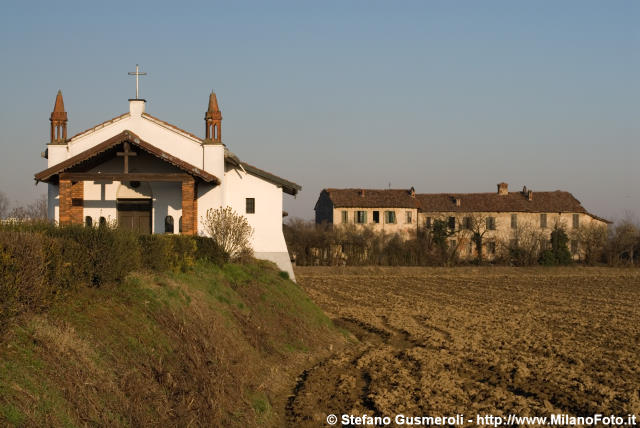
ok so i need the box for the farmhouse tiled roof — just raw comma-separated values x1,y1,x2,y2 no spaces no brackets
323,188,421,209
323,187,610,222
416,191,585,213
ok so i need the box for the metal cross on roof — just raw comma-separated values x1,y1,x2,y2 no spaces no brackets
127,64,147,99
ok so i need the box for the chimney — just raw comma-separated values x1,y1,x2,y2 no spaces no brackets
455,197,461,207
497,182,508,195
528,190,533,201
359,189,365,197
410,186,416,198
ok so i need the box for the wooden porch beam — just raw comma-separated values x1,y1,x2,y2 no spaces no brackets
59,172,196,182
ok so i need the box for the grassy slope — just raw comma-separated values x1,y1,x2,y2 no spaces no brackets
0,261,345,427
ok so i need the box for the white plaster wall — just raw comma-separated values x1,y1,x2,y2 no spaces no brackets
47,183,59,222
47,145,68,168
151,182,182,234
82,181,182,233
196,183,223,233
65,101,204,170
83,180,118,225
222,166,288,254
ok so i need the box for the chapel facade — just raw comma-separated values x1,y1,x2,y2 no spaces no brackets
35,90,300,278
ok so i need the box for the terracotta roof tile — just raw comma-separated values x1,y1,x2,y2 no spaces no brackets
324,188,420,208
323,188,609,222
416,191,586,213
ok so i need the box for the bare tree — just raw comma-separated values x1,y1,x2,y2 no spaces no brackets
606,221,638,266
201,206,254,261
0,191,9,219
7,195,48,220
571,223,607,265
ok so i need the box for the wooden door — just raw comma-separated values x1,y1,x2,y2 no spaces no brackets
117,199,152,234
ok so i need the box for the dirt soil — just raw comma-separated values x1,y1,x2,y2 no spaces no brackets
287,267,640,427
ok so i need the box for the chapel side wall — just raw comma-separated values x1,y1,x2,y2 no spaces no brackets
222,166,288,253
331,207,419,237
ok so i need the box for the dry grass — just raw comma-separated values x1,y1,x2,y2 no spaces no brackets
288,266,640,426
0,261,344,427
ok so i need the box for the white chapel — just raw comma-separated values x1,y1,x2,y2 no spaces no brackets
35,71,300,278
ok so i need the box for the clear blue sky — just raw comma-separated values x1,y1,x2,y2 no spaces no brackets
1,0,637,221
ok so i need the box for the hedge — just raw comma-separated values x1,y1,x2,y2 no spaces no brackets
0,221,228,322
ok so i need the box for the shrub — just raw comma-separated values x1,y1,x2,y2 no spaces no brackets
201,207,253,261
194,236,229,266
0,231,49,318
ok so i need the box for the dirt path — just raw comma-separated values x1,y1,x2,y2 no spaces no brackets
286,316,417,426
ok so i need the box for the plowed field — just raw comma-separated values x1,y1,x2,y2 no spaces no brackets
287,267,640,426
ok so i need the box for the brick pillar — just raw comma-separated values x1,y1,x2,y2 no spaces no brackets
59,179,72,225
59,179,83,225
71,181,84,224
181,179,197,235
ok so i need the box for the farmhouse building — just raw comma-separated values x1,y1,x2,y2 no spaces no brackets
314,184,610,260
35,86,300,278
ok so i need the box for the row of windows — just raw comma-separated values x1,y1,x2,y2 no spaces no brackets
424,213,581,231
84,198,258,232
85,216,107,227
86,215,184,233
342,210,412,225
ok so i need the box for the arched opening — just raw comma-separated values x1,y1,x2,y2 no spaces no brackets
85,216,93,227
165,216,174,234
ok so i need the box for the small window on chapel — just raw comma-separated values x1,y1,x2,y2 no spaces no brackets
246,198,255,214
85,216,93,227
99,217,107,227
406,211,412,224
165,216,174,234
341,210,348,224
540,213,547,229
373,211,380,224
179,216,183,233
573,214,580,229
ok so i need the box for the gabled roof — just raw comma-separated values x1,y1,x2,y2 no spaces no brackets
224,151,301,196
321,188,420,208
35,130,218,184
321,187,610,223
416,191,585,213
